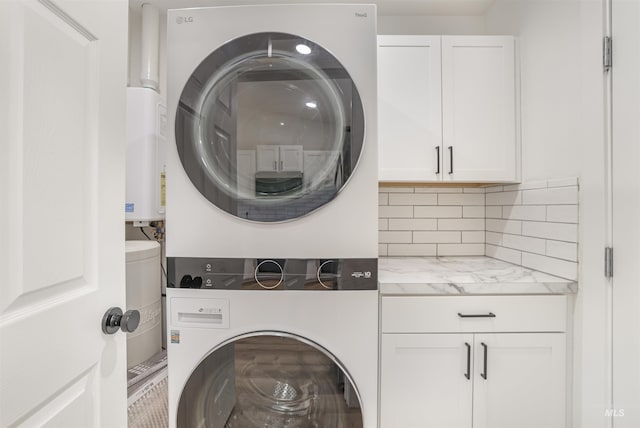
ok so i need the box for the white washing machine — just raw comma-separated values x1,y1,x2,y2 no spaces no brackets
166,4,378,428
167,287,378,428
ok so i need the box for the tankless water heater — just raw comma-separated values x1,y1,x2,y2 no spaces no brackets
126,87,166,223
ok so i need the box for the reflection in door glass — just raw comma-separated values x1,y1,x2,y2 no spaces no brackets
176,33,365,221
177,335,363,428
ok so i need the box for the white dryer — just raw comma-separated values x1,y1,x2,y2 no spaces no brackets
166,4,379,428
166,3,378,259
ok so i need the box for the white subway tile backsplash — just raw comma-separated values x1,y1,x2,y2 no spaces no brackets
547,205,578,223
378,244,388,257
501,233,546,255
378,179,579,270
522,186,578,205
379,206,413,218
547,177,578,188
463,187,487,193
388,244,437,256
486,218,523,235
546,240,578,262
486,244,522,265
414,206,463,218
462,231,485,243
438,193,485,206
486,191,522,206
438,243,485,256
380,187,414,193
414,231,461,244
463,206,485,218
438,218,485,231
502,205,546,221
521,252,578,281
415,187,463,193
389,193,438,206
522,221,578,242
503,180,547,191
485,206,502,219
379,231,412,244
388,218,437,231
485,185,504,193
485,231,503,246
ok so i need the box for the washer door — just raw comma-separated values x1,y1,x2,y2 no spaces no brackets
177,334,363,428
176,32,365,222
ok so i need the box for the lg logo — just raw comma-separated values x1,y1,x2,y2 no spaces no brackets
176,16,193,24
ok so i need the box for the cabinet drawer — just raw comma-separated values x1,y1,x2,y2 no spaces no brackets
381,295,567,333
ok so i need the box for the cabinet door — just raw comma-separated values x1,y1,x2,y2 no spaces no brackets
380,333,473,428
256,145,279,172
378,36,443,182
473,333,566,428
442,36,518,182
279,145,303,172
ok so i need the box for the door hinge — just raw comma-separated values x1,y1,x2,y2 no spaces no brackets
605,247,613,278
603,36,612,71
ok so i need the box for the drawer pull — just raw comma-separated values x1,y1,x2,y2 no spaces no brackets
464,342,471,380
481,342,488,380
457,312,496,318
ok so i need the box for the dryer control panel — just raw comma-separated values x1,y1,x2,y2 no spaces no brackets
167,257,378,291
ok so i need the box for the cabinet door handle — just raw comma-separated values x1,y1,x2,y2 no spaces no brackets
464,342,471,380
280,160,283,170
481,342,488,380
457,312,496,318
274,160,277,170
448,146,454,174
435,146,440,174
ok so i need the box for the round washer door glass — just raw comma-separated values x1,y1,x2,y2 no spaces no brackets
177,335,363,427
176,32,365,222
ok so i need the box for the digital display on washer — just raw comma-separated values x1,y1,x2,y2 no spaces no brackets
167,258,378,290
175,32,365,222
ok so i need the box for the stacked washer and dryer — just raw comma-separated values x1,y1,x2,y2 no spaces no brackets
165,5,378,428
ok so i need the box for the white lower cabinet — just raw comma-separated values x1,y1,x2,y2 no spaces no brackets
381,334,472,428
472,333,566,428
380,296,568,428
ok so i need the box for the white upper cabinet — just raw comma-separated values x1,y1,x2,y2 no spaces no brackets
442,36,518,182
378,36,442,182
256,145,303,172
378,35,520,183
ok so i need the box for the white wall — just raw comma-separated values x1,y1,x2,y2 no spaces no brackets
378,15,486,34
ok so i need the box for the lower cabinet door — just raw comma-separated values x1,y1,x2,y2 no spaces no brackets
380,333,473,428
472,333,567,428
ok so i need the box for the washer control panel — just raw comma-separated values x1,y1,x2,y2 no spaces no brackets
167,257,377,291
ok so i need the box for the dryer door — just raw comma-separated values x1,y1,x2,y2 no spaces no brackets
177,334,363,427
176,32,365,222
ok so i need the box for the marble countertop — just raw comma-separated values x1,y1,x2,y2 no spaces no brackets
379,256,578,295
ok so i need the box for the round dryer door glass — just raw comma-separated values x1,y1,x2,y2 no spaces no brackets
177,334,364,427
176,32,365,222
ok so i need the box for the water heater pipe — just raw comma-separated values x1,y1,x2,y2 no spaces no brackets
140,3,160,91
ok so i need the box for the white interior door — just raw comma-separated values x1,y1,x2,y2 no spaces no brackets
0,0,128,426
612,0,640,425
